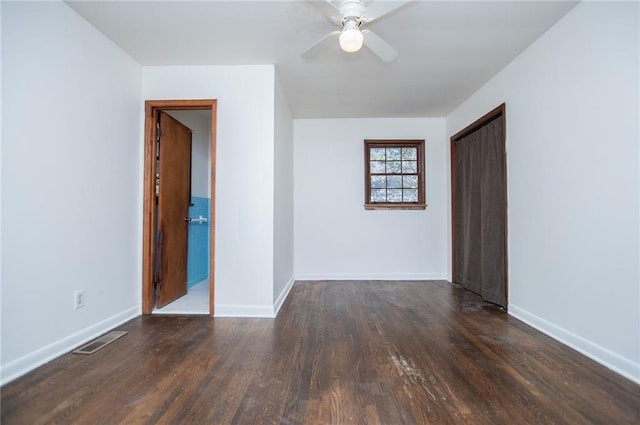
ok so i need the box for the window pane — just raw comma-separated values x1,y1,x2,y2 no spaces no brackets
402,161,417,173
403,189,418,202
402,148,417,160
388,189,402,202
387,175,402,188
371,175,386,189
370,148,385,160
370,161,385,173
387,161,401,174
371,189,386,202
403,175,418,189
386,148,401,160
365,140,425,209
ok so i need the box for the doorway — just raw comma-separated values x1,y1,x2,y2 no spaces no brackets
142,100,217,316
450,104,508,309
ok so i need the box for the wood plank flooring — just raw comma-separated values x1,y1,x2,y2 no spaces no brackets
2,281,639,424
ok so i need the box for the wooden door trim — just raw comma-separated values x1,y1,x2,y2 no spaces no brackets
142,99,218,317
450,103,508,307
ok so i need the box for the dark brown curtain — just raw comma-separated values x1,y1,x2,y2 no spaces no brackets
454,116,506,308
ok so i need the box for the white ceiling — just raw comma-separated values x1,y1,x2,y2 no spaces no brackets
66,0,577,118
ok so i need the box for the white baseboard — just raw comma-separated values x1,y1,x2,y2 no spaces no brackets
509,304,640,384
0,306,140,386
273,276,295,317
214,304,275,318
294,273,448,281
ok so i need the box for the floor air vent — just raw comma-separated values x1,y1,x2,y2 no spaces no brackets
73,330,128,355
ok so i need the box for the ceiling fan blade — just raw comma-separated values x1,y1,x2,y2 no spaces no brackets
362,29,398,62
363,0,413,22
301,31,340,59
306,0,341,21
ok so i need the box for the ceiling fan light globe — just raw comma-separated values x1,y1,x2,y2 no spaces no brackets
339,28,364,53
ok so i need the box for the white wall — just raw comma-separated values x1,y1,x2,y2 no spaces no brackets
0,3,4,363
142,65,276,316
165,110,211,198
294,118,449,280
447,1,639,382
1,1,142,384
273,73,294,312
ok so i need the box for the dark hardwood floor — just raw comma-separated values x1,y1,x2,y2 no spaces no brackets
2,281,639,424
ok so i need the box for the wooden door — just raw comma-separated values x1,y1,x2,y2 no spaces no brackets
155,111,192,308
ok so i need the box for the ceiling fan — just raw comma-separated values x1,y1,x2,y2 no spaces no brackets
302,0,412,62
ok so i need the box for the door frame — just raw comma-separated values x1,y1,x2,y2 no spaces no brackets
142,99,218,316
450,103,508,306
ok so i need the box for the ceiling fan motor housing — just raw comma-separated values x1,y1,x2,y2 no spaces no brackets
339,0,366,24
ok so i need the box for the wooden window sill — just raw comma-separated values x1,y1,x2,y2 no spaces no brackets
364,203,427,210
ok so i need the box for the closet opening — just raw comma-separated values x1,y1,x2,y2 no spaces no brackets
450,103,508,309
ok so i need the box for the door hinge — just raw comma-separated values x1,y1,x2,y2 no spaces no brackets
156,122,161,160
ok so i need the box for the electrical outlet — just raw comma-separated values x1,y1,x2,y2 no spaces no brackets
74,290,85,310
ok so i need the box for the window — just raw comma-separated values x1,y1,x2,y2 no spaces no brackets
364,139,426,210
